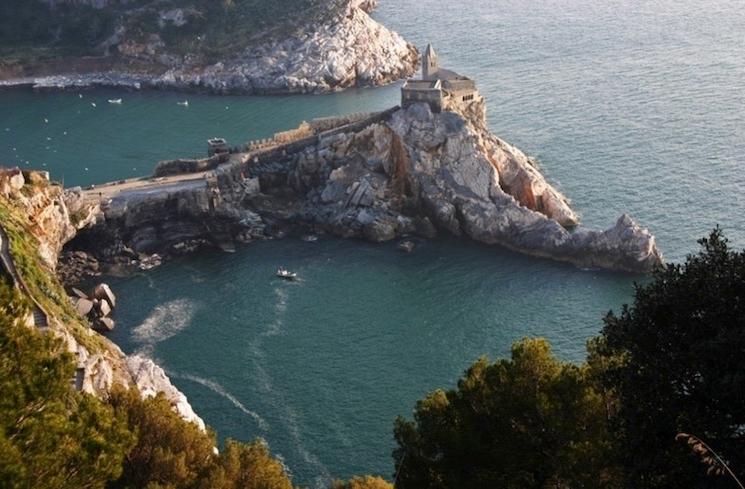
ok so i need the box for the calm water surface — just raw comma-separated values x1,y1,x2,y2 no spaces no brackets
2,0,744,485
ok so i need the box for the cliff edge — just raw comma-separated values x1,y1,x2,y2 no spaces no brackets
0,169,205,430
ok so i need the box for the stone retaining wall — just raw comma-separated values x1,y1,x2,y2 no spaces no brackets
152,153,229,178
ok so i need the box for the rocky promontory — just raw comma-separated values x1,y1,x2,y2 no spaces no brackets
62,97,662,275
0,0,417,94
0,169,205,429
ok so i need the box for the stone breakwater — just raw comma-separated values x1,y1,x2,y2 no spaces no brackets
0,0,418,95
64,99,662,274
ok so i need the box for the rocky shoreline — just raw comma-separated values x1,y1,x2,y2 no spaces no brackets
0,90,663,435
0,0,418,95
59,98,662,280
0,168,205,429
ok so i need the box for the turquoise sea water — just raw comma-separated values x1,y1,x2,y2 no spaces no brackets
1,0,744,485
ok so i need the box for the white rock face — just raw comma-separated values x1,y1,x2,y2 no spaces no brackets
1,173,208,432
81,101,660,272
54,317,206,430
125,355,206,431
157,0,417,93
385,102,662,272
253,101,661,272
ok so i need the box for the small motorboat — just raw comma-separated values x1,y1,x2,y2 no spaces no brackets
276,268,297,280
108,98,122,104
177,100,189,107
301,235,319,243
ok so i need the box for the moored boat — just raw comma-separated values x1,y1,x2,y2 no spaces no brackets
276,268,297,280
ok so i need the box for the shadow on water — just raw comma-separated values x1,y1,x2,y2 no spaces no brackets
104,235,640,484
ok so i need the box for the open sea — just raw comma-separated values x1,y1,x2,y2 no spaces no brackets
1,0,744,485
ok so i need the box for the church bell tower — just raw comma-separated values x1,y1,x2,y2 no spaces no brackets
422,43,439,80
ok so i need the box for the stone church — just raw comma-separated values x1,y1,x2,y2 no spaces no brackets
401,44,481,113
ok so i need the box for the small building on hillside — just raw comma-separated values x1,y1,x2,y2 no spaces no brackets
401,44,481,113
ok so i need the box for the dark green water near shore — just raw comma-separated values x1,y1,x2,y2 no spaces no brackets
1,0,744,485
104,237,634,485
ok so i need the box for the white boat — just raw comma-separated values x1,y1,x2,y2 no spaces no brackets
108,98,122,104
177,100,189,107
301,235,319,243
276,268,297,280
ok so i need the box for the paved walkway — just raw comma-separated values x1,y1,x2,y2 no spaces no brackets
80,170,211,202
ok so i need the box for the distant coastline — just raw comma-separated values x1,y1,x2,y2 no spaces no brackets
0,0,418,95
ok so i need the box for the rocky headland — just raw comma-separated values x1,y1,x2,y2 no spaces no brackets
60,96,662,280
0,168,205,429
0,82,662,437
0,0,418,94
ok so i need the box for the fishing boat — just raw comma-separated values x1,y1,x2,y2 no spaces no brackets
276,268,297,280
108,98,122,104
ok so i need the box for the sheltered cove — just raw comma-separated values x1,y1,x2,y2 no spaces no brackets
0,44,664,445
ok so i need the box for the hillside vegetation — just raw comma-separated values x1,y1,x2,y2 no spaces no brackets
394,229,745,488
0,0,348,67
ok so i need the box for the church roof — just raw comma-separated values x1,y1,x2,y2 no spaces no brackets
404,80,441,90
430,68,461,81
424,43,437,58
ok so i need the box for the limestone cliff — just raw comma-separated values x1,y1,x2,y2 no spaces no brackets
67,100,661,273
0,0,417,94
0,169,205,430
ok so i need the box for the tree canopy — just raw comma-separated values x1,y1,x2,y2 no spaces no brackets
330,475,393,489
393,338,618,489
102,385,295,489
5,223,745,488
0,280,134,489
591,228,745,488
0,276,295,489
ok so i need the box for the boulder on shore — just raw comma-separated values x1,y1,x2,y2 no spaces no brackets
97,298,112,318
93,283,117,309
75,298,94,317
93,317,115,333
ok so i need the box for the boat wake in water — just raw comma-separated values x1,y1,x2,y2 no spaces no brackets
248,286,332,488
171,372,270,432
132,299,197,355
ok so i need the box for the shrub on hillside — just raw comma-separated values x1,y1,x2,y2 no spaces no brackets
330,475,393,489
0,280,134,489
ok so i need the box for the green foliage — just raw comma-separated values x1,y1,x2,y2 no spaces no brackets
329,475,393,489
107,388,217,489
0,193,294,489
199,439,294,489
0,1,115,55
393,338,619,489
0,198,103,352
0,280,134,489
591,228,745,488
107,388,295,489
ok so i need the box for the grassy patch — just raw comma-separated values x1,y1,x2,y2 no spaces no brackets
0,197,104,352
